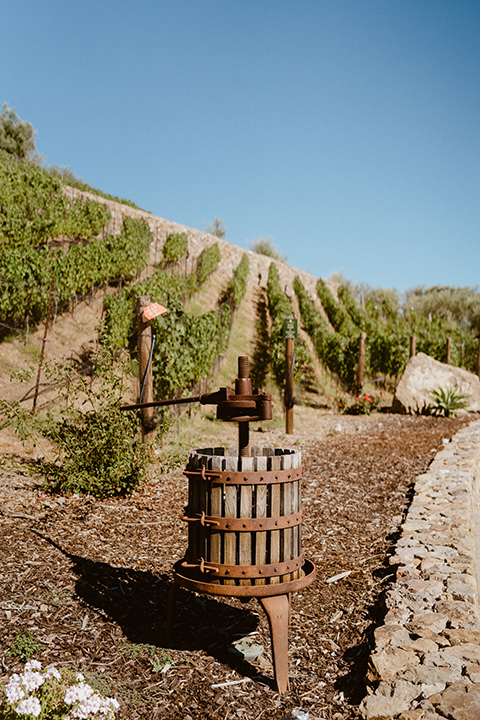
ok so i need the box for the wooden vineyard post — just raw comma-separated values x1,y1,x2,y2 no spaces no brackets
410,334,416,359
446,336,452,365
137,296,155,442
357,332,366,394
477,338,480,379
283,318,297,435
32,276,55,414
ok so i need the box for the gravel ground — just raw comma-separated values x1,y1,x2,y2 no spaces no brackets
0,413,473,720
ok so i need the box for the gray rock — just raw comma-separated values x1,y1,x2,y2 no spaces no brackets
464,664,480,683
229,636,263,663
430,681,480,720
392,352,480,414
360,693,411,719
401,664,461,687
369,647,419,681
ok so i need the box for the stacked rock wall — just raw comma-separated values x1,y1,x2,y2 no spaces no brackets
361,419,480,720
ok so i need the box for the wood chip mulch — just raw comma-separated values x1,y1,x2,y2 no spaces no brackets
0,413,473,720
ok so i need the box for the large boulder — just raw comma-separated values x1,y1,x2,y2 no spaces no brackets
393,352,480,414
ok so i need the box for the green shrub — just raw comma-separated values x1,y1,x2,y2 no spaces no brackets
6,631,40,662
195,243,221,285
163,232,188,263
266,265,311,388
39,351,150,498
224,253,249,309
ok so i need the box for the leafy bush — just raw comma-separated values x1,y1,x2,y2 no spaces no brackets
151,299,231,400
6,631,40,662
39,351,150,498
250,236,287,263
317,279,357,336
0,150,151,330
163,232,188,263
294,276,359,390
223,253,249,310
194,242,221,285
343,394,380,415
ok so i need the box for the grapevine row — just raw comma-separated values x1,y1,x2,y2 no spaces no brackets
266,264,311,388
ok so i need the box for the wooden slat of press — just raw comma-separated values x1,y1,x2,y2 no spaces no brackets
292,452,301,580
223,455,238,585
280,453,293,583
239,455,254,586
254,453,268,586
254,484,267,586
208,456,224,574
269,453,282,584
223,455,238,587
293,479,301,579
188,453,200,563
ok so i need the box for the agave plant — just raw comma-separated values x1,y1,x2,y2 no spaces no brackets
429,386,467,417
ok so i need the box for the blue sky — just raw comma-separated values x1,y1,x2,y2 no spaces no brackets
2,0,479,293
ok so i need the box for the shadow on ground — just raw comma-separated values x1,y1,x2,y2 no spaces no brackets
33,532,273,686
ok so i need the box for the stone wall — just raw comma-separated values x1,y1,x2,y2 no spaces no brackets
360,419,480,720
64,186,321,298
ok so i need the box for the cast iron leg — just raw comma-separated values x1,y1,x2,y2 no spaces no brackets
259,594,291,693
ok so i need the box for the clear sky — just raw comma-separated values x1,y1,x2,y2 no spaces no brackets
2,0,479,293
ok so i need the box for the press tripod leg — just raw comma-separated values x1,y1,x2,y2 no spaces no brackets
259,594,291,694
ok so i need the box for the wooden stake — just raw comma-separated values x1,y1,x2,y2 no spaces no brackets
32,277,55,414
285,336,294,434
409,334,416,359
446,336,452,365
357,332,366,394
137,296,155,442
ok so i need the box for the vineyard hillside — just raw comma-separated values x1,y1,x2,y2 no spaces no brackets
1,151,479,452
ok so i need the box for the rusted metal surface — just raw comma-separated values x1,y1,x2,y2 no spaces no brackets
120,356,272,432
122,355,314,694
171,559,315,599
260,594,291,693
174,443,315,694
183,466,303,485
180,554,305,578
182,509,303,532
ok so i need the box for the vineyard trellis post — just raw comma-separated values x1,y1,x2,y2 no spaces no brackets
31,276,55,414
283,318,297,435
476,338,480,379
356,332,366,394
410,334,416,359
136,296,155,442
446,336,452,365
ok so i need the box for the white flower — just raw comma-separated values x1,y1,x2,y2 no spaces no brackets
44,665,62,681
103,697,120,712
15,695,42,717
4,676,25,703
24,660,42,671
20,670,45,692
65,682,94,705
75,672,85,682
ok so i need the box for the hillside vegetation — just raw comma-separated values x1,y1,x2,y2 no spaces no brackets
1,148,479,496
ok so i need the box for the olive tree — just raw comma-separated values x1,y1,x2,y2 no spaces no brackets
0,103,36,160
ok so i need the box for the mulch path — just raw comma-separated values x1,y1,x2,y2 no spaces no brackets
0,413,473,720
